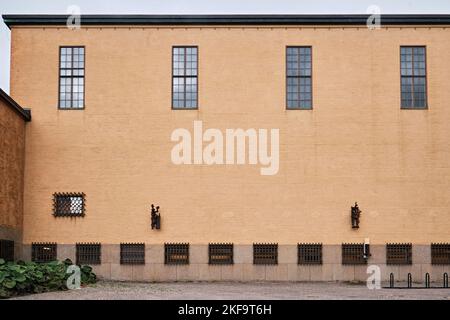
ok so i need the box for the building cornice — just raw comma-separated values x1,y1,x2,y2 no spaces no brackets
3,14,450,29
0,89,31,122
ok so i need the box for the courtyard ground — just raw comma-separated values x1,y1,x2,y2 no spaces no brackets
9,281,450,300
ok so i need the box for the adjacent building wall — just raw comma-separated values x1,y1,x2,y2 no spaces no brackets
0,93,28,259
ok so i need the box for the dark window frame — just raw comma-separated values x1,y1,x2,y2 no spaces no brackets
286,46,313,110
171,46,199,110
342,243,368,265
386,243,412,265
400,45,428,109
431,243,450,265
209,243,234,265
53,192,86,217
58,46,85,110
32,243,57,263
76,243,101,265
0,239,15,262
298,243,322,265
120,243,145,265
164,243,189,265
253,243,278,265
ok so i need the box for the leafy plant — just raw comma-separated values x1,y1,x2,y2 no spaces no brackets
0,258,96,299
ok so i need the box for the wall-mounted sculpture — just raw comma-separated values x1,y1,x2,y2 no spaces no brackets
351,202,361,229
151,204,161,230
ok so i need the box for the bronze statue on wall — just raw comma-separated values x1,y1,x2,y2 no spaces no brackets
351,202,361,229
151,204,161,230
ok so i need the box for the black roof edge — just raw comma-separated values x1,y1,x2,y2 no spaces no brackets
0,88,31,122
3,14,450,28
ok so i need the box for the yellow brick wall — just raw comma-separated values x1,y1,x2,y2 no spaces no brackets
9,25,450,245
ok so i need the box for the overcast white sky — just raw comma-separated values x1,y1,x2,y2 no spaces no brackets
1,0,450,93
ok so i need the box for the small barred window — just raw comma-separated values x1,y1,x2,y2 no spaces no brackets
253,243,278,265
76,243,101,265
165,243,189,265
431,243,450,265
298,243,322,265
386,243,412,265
120,243,145,265
0,239,14,262
32,243,57,263
53,192,85,217
209,243,233,265
342,243,367,265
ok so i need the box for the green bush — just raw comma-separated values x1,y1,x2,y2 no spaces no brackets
0,258,96,299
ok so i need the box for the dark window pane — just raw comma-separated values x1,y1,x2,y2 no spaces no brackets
59,46,85,109
400,46,427,109
172,46,198,109
287,47,312,109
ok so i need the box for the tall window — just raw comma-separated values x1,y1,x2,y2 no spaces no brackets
59,46,85,109
172,46,198,109
286,46,312,109
401,46,427,109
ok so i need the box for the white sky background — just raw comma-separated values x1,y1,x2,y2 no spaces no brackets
1,0,450,93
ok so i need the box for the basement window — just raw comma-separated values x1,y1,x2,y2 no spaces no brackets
209,243,233,265
342,243,367,265
120,243,145,265
53,192,85,217
76,243,101,265
76,243,102,265
386,243,412,265
431,243,450,265
298,243,322,265
32,243,57,263
165,243,189,265
0,239,14,262
253,243,278,265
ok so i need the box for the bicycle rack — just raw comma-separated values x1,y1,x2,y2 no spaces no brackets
407,273,412,288
425,273,430,288
384,272,450,289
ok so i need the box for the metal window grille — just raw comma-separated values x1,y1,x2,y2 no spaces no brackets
342,243,367,265
76,243,101,265
32,243,57,263
53,192,85,217
431,243,450,265
286,46,312,109
0,239,14,262
386,243,412,265
253,243,278,265
298,243,322,265
400,46,427,109
209,243,233,265
59,46,85,109
165,243,189,265
120,243,145,265
172,46,198,109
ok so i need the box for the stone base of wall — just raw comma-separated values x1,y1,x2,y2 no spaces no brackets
19,244,450,283
0,225,22,261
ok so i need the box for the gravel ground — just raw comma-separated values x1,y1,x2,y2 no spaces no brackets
9,281,450,300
